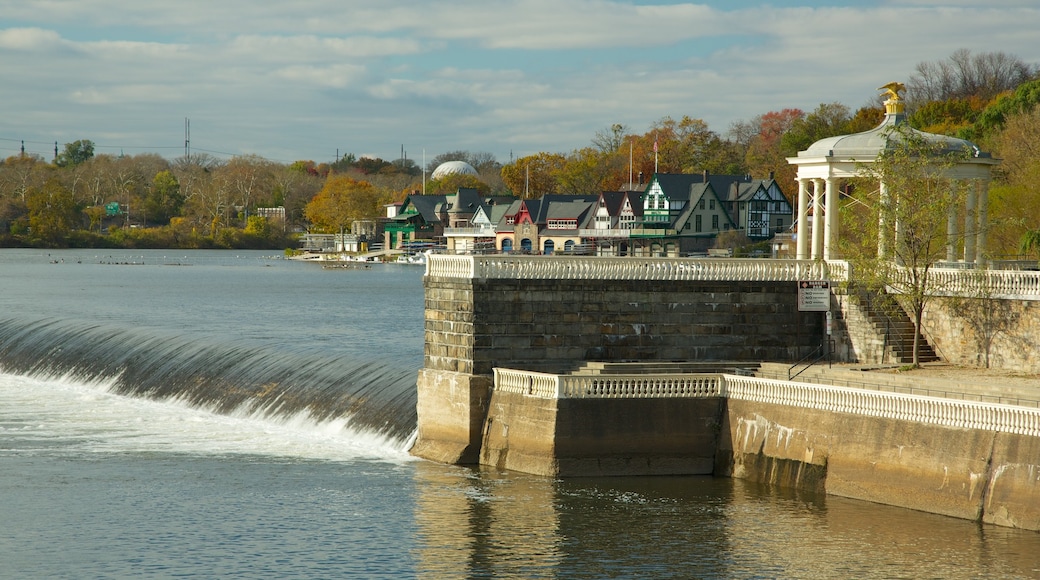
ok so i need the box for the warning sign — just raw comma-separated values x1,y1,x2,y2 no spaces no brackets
798,280,830,311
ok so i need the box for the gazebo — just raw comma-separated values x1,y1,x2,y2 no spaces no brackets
788,83,999,265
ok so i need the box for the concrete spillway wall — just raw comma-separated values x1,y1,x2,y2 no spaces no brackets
468,374,1040,531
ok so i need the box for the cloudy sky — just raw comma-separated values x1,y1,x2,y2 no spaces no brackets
2,1,1038,166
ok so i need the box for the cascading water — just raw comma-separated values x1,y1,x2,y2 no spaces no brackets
0,316,419,443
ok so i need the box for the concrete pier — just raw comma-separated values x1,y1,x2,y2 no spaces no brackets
411,255,1040,531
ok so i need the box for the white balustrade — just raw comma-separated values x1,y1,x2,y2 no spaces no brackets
428,255,848,283
427,255,1040,300
491,369,1040,436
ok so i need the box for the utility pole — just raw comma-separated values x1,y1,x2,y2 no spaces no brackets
184,118,190,157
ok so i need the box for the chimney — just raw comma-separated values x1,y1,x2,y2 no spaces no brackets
702,170,708,182
769,171,775,180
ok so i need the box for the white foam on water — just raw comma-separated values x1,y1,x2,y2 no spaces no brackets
0,370,417,464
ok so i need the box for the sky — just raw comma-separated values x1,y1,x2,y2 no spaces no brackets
2,0,1039,167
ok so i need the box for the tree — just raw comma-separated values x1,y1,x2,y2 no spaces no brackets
55,140,95,168
556,147,623,194
843,124,971,367
425,173,489,196
26,178,78,245
592,123,629,153
780,103,853,154
500,152,567,198
742,109,804,194
304,176,382,235
144,170,184,225
971,78,1040,139
907,49,1037,109
985,108,1040,256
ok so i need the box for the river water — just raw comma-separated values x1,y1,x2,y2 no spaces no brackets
1,249,1037,579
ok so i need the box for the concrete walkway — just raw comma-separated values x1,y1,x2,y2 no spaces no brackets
756,362,1040,409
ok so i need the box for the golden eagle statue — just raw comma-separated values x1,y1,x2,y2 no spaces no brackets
878,81,905,101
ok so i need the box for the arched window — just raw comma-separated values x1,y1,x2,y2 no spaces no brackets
564,240,575,252
520,238,533,253
543,240,555,254
502,239,513,252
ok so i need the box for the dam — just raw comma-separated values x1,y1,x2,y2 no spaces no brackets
410,254,1040,531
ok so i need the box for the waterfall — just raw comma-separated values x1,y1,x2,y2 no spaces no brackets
0,317,418,443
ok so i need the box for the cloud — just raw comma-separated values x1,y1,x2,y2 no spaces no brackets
0,27,72,52
2,1,1038,164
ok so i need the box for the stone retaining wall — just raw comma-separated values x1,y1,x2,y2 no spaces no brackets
923,298,1040,372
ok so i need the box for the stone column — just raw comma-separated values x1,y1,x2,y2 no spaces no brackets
946,181,960,263
823,178,837,260
878,180,889,259
975,180,989,267
796,178,809,259
964,185,977,263
811,179,824,260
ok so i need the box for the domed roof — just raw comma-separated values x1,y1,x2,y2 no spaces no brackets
797,112,987,160
431,160,478,180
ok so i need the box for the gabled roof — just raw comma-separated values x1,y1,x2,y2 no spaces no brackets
397,194,446,223
651,174,705,201
671,183,738,232
544,200,594,222
528,194,597,223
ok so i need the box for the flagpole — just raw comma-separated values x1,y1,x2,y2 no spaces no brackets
653,135,658,174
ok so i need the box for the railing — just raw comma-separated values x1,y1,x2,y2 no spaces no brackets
443,226,496,236
491,369,1040,437
427,255,1040,300
428,255,848,282
577,229,633,238
493,369,722,399
892,266,1040,300
787,344,827,381
723,375,1040,437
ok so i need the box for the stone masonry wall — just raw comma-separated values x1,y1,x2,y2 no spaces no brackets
423,276,827,376
922,298,1040,372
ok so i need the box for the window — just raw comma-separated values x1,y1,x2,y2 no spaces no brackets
712,215,719,230
699,199,706,209
709,199,715,210
695,215,702,232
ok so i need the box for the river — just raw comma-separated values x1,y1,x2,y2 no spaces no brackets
1,249,1037,578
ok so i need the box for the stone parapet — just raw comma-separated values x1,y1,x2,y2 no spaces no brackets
424,275,825,376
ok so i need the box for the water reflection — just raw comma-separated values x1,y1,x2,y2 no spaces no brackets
413,464,1040,579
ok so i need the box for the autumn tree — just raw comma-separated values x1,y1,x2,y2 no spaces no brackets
845,105,886,134
425,173,489,196
739,108,803,188
304,176,383,235
26,178,79,245
500,152,566,198
556,147,623,194
0,154,49,204
985,107,1040,256
647,116,737,175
